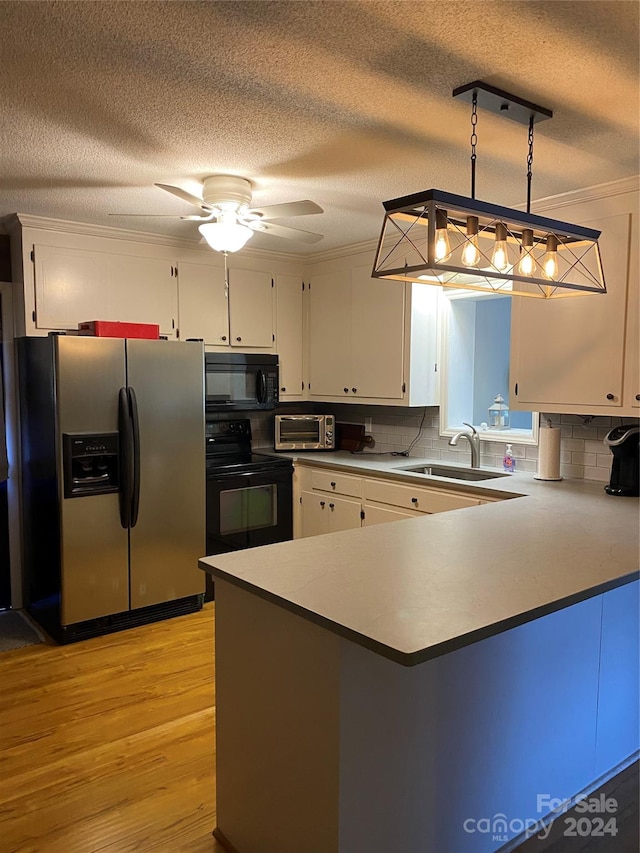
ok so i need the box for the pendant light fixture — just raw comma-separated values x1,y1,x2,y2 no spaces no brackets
372,82,606,299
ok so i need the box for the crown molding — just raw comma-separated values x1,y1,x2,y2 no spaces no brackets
4,175,638,266
305,238,379,264
6,213,305,264
525,175,639,213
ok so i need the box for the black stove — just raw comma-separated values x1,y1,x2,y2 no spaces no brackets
204,419,293,599
206,419,292,475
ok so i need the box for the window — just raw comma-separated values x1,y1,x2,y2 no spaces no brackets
439,291,538,444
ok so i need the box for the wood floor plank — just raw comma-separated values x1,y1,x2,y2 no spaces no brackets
0,605,220,853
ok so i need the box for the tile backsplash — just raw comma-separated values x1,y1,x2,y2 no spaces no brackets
251,403,639,483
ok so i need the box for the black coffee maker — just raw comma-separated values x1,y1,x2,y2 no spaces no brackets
603,425,640,496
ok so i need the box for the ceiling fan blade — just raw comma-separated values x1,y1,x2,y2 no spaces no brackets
247,200,323,220
257,221,324,244
154,183,210,210
108,213,212,221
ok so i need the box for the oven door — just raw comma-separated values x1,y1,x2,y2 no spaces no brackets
206,467,293,558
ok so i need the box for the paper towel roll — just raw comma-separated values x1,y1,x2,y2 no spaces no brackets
535,425,562,481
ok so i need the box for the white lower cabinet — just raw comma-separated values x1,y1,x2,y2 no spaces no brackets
300,491,362,537
295,465,490,539
362,503,425,526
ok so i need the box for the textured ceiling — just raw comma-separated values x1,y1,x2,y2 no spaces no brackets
0,0,638,254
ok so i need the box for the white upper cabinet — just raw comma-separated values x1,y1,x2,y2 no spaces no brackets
275,274,305,400
308,270,351,397
33,244,176,336
510,184,639,416
350,265,405,399
176,261,229,345
228,268,274,348
307,256,439,406
177,265,275,350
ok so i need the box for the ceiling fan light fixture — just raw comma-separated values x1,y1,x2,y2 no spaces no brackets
198,214,254,253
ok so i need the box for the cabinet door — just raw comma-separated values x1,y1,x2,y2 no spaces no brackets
33,245,176,335
623,221,639,408
326,495,362,533
229,269,274,347
33,244,108,330
308,271,351,396
350,266,405,399
108,254,176,336
276,274,304,398
510,213,630,409
300,490,329,538
177,261,229,345
362,503,424,526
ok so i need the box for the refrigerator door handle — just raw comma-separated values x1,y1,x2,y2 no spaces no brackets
118,387,133,529
128,386,141,528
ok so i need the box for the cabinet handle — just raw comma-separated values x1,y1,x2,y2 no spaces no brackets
236,336,242,342
606,393,614,400
329,503,335,509
411,497,418,504
281,387,286,392
221,335,227,341
330,481,336,488
636,394,640,401
352,387,357,393
320,501,325,507
344,387,349,393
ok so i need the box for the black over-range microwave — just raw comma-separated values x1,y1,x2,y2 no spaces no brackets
204,353,279,412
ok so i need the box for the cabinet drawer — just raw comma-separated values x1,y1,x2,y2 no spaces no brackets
363,479,481,513
311,470,362,498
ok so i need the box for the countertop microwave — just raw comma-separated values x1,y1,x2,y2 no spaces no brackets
274,414,335,451
205,353,278,412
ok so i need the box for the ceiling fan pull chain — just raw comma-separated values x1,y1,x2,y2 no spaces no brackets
470,91,478,200
223,251,229,298
526,115,534,214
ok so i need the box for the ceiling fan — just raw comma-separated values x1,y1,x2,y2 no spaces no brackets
111,175,324,252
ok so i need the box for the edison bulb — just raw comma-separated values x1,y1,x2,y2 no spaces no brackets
434,208,451,262
543,253,559,279
461,216,480,267
542,234,559,279
517,228,537,276
462,237,481,267
491,222,510,272
518,252,536,276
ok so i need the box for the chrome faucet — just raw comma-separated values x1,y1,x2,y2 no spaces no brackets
448,422,481,468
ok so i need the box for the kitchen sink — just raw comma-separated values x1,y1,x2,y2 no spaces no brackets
399,464,510,481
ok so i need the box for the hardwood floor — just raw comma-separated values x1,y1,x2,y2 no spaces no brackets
0,605,223,853
1,604,637,853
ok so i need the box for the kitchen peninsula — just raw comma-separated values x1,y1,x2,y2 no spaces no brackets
200,458,639,853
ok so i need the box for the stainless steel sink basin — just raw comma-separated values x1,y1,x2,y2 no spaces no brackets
399,464,510,481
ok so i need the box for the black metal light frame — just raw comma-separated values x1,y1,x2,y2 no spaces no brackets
372,83,606,299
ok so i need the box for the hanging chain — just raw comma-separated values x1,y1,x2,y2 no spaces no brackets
470,91,478,199
526,115,534,213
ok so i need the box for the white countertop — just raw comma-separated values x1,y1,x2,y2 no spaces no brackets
199,452,639,665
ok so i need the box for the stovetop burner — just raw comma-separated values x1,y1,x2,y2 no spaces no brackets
205,418,291,477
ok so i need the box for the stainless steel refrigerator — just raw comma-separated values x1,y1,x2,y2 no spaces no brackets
18,335,205,642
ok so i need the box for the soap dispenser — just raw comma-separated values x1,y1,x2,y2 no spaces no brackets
503,444,516,473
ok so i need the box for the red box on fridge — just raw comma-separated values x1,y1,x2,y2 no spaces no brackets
78,321,160,339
